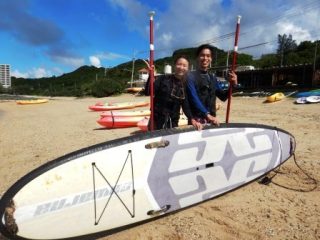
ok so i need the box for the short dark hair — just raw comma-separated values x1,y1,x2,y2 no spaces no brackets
174,55,189,64
196,44,214,57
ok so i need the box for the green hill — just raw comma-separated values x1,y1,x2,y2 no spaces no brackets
6,40,319,97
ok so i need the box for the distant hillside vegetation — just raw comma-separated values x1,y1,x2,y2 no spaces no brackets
5,39,319,97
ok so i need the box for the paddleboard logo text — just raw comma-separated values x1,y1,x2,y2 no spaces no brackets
32,182,132,217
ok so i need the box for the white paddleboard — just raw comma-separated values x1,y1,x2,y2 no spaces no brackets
0,123,295,240
295,97,307,104
306,96,320,103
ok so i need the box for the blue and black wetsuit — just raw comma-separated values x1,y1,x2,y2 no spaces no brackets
186,70,228,120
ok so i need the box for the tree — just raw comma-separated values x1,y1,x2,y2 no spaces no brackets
277,34,297,66
255,54,278,68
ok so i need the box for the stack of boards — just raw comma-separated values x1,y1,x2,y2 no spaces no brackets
0,123,295,240
295,90,320,104
89,101,150,129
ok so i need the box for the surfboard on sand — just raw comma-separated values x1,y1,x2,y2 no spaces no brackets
295,96,320,104
0,123,295,240
306,96,320,103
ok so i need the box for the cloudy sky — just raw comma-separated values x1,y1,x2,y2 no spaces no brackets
0,0,319,78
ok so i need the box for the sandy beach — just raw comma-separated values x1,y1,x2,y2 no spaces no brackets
0,94,319,240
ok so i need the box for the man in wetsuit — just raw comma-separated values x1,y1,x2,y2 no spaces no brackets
186,44,238,126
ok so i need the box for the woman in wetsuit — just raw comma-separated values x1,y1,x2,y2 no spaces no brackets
146,55,202,130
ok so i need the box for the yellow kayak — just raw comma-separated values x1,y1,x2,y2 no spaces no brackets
16,99,49,105
266,93,285,103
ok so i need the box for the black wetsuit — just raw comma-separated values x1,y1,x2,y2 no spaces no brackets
146,74,193,130
186,70,228,120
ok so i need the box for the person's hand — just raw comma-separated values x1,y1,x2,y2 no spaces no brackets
206,114,220,126
191,119,203,131
228,71,238,85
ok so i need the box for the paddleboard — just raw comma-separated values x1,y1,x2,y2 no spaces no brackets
306,96,320,103
0,123,295,240
295,97,307,104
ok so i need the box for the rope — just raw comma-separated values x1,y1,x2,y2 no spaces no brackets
110,111,115,128
259,153,318,192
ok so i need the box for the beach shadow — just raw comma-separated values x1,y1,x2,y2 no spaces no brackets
130,130,145,135
93,127,112,131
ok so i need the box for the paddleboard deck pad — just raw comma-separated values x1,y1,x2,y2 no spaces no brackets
0,123,296,240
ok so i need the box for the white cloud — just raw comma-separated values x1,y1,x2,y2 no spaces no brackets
276,22,312,43
107,0,319,60
97,52,131,60
51,55,85,68
33,67,50,78
11,69,29,78
11,67,52,78
89,56,101,67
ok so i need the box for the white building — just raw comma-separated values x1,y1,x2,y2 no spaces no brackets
0,64,11,88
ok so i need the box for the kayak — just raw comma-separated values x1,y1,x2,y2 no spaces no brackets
100,109,150,118
296,91,320,98
16,99,49,105
97,116,145,128
89,101,149,111
125,87,143,93
266,92,285,102
137,115,189,132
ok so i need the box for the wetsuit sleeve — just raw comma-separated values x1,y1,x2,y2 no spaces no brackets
144,76,151,96
186,73,209,116
154,75,163,94
181,87,193,120
145,75,163,96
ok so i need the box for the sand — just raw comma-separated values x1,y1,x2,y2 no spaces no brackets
0,94,319,240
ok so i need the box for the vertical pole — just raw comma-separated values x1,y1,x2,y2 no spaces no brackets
313,42,318,86
149,11,155,131
130,51,136,88
226,15,241,124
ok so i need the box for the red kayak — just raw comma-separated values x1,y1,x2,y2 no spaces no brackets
89,101,149,111
100,110,150,118
137,116,189,131
97,116,145,128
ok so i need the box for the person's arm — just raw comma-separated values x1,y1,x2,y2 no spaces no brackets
181,94,203,131
186,73,209,118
